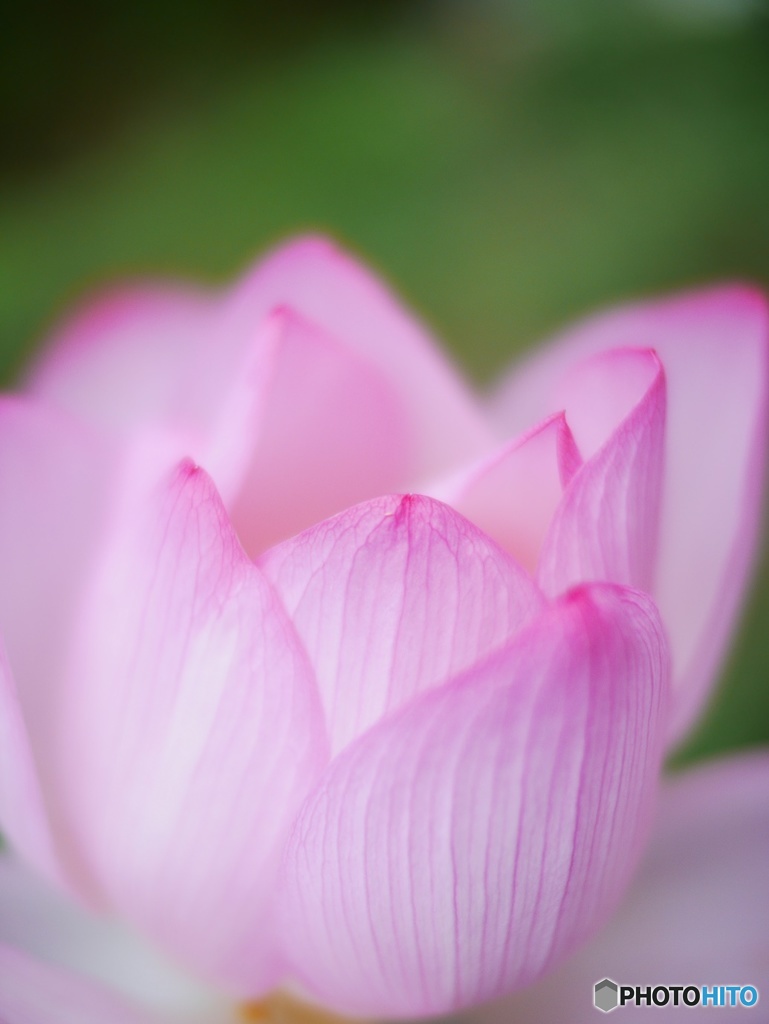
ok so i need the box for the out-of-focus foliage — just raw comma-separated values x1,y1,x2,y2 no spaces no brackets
1,0,768,765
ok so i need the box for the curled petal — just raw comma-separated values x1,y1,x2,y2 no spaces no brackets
428,413,581,573
260,493,544,754
550,344,666,461
538,349,665,596
492,286,769,741
278,584,669,1018
56,462,327,994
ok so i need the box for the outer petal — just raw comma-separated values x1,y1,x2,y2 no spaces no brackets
0,398,112,800
491,286,769,741
278,584,669,1018
538,349,665,596
55,462,327,995
27,284,217,434
0,650,58,879
260,493,544,754
427,413,581,574
0,856,225,1017
487,752,769,1022
211,307,410,556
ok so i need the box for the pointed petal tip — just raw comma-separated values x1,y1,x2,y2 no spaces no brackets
235,234,352,291
562,578,664,627
539,349,666,599
261,489,543,754
266,232,341,260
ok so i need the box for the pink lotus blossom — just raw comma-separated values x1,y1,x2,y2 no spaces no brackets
0,237,766,1022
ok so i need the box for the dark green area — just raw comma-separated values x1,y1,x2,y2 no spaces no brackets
1,2,768,765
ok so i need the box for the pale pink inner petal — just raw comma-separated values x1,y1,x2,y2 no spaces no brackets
552,346,665,460
53,462,327,995
538,349,665,597
278,584,669,1019
428,412,581,573
214,307,411,557
489,286,768,742
25,237,490,556
261,493,543,754
215,236,493,480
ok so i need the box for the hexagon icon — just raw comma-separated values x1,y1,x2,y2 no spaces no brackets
594,979,619,1013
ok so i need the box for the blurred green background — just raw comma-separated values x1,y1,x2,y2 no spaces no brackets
1,0,767,766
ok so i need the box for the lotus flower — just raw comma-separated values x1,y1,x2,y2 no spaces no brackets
0,237,766,1023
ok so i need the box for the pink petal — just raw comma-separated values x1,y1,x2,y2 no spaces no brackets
492,286,769,741
428,413,581,573
0,398,112,801
30,236,490,485
0,856,224,1016
538,349,665,596
260,494,544,755
27,238,491,553
489,752,769,1022
278,584,669,1018
55,462,327,995
0,945,172,1024
27,284,217,435
0,651,59,881
550,345,666,461
211,307,411,556
217,235,492,479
